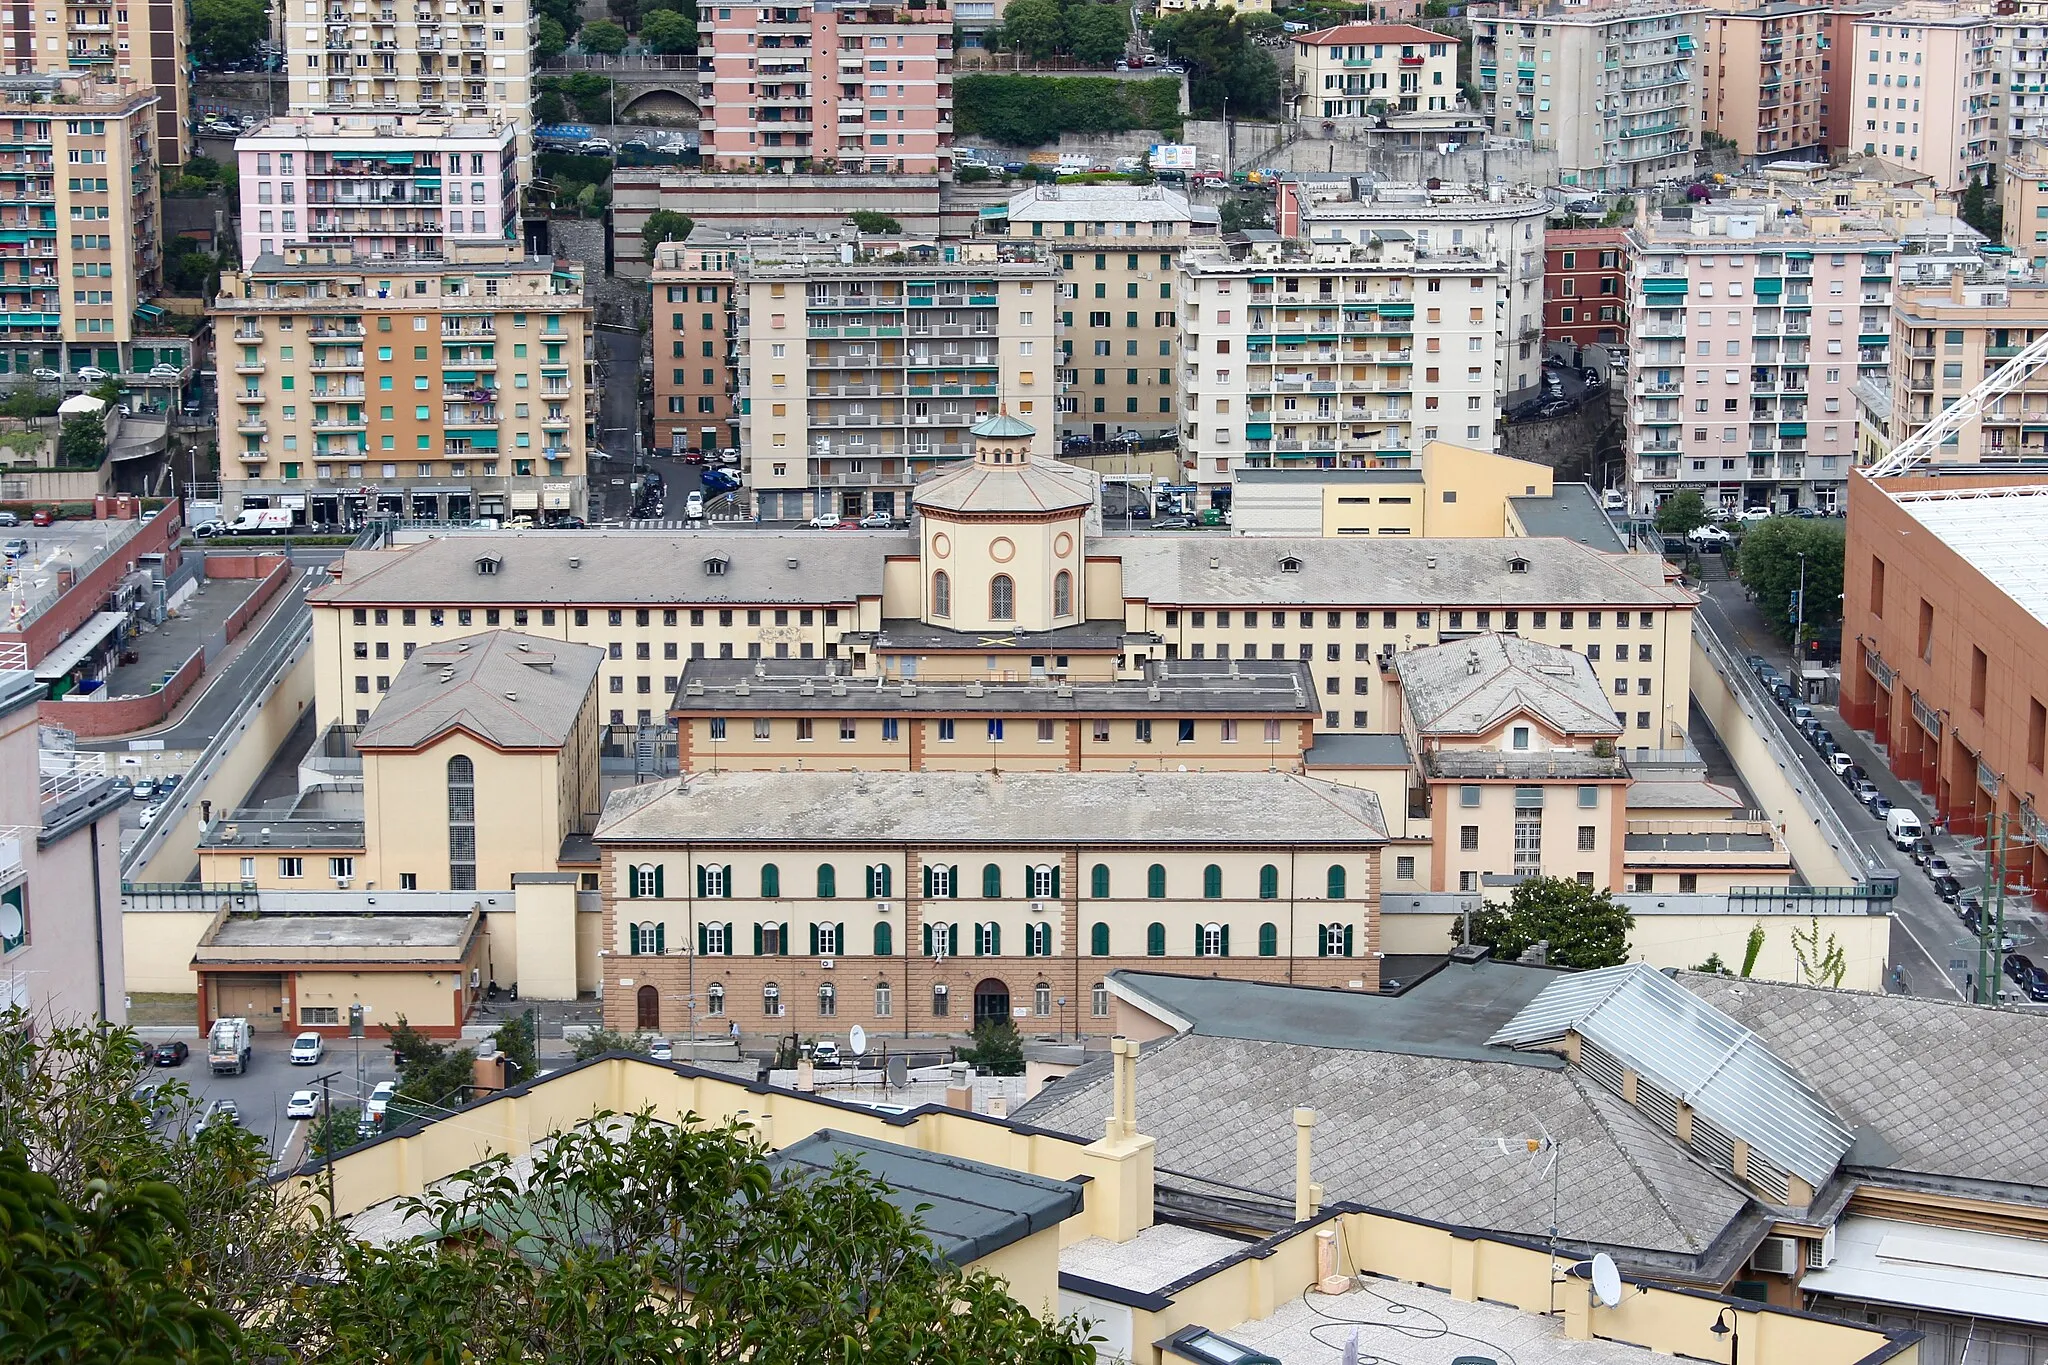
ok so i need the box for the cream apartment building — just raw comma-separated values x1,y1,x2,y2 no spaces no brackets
1624,197,1896,516
1850,1,1996,190
282,0,537,173
0,0,189,167
1469,0,1699,191
1698,2,1852,160
1289,23,1461,118
1177,232,1507,505
210,241,595,527
1889,260,2048,463
735,246,1057,523
994,184,1207,445
2001,140,2048,262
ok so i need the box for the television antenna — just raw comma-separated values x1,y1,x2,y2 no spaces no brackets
1495,1124,1565,1314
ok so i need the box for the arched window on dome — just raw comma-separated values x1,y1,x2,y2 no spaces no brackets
932,569,951,618
1053,569,1072,618
990,574,1015,621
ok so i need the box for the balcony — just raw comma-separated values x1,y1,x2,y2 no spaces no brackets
237,418,268,435
234,359,266,375
313,416,367,431
235,389,266,404
311,355,365,371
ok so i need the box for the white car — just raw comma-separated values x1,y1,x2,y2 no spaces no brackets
76,365,109,382
1687,524,1734,546
648,1037,673,1062
148,363,183,379
365,1080,396,1121
807,512,846,529
1735,507,1773,522
285,1089,320,1120
135,804,160,830
576,137,614,156
290,1031,323,1064
683,491,705,519
30,366,58,381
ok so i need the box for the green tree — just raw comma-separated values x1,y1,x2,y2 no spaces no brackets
1000,0,1066,58
849,209,903,233
1653,489,1709,537
535,14,568,60
1065,2,1129,65
0,1149,242,1365
579,17,628,52
533,88,571,126
1960,172,2002,239
1602,194,1636,228
533,0,580,36
190,0,265,67
639,7,696,50
1152,8,1280,118
642,208,694,261
1734,514,1845,647
296,1113,1097,1364
1459,876,1635,969
490,1012,538,1085
571,1027,650,1061
56,409,104,467
308,1103,368,1161
957,1016,1025,1075
1220,193,1272,233
382,1015,478,1127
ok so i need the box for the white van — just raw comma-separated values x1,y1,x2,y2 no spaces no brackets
1885,808,1924,849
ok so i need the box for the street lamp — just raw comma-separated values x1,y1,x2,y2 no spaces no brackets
1711,1307,1740,1365
1792,549,1808,683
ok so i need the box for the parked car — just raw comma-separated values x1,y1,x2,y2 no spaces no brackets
683,491,705,519
136,804,161,830
29,366,57,381
619,138,651,155
0,511,16,527
153,1039,189,1067
1840,763,1866,787
807,513,850,529
810,1039,841,1068
1866,792,1893,818
1829,752,1855,777
857,511,897,529
576,137,614,156
1735,507,1773,522
131,777,158,801
76,365,108,382
1926,855,1951,879
1687,524,1734,547
3,536,27,559
285,1089,320,1120
648,1037,673,1062
198,1098,241,1132
1150,515,1197,530
365,1080,396,1123
2004,953,2037,986
1932,874,1963,903
290,1032,324,1065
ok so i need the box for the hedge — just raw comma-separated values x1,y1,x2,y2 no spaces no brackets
954,75,1182,146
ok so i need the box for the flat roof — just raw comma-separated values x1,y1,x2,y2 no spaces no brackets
1059,1222,1249,1296
1892,486,2048,627
1508,483,1627,552
1004,184,1194,223
198,912,471,951
1233,467,1424,485
597,770,1389,846
868,617,1133,653
670,657,1316,715
1301,732,1412,767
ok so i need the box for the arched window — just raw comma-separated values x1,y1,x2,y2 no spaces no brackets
866,864,892,898
1091,922,1110,956
1258,922,1278,957
1029,864,1056,899
630,863,661,898
1091,980,1109,1017
1147,863,1167,898
817,864,837,898
1091,863,1111,898
706,982,725,1015
1146,921,1166,956
817,982,836,1017
1318,923,1353,958
1327,865,1346,899
760,863,781,898
1024,922,1052,956
631,922,662,955
1259,864,1279,899
1053,569,1072,617
1203,864,1223,899
762,982,783,1015
1196,923,1227,957
982,863,1003,898
932,569,951,617
447,754,476,890
1034,981,1052,1016
975,921,1001,955
990,574,1015,621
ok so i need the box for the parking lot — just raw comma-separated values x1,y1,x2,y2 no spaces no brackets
138,1027,399,1168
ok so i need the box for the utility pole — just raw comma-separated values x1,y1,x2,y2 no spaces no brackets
1978,811,2011,1006
1791,550,1808,682
313,1068,341,1220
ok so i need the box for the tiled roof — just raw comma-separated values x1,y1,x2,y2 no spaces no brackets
1295,22,1446,46
913,452,1095,516
355,630,602,751
1394,633,1624,738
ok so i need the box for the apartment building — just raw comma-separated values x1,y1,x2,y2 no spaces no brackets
209,241,594,527
1698,2,1859,161
1544,227,1627,346
735,246,1057,523
2001,140,2048,262
1624,197,1896,517
1279,179,1551,397
1469,0,1699,191
1849,2,1996,190
2002,15,2048,153
651,235,739,457
0,0,189,168
282,0,537,173
612,171,947,274
1889,261,2048,464
698,0,955,175
231,115,519,270
993,184,1204,444
1288,23,1460,118
1176,233,1507,505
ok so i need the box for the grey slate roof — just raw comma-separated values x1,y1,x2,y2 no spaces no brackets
913,449,1095,516
670,656,1316,715
766,1129,1083,1266
1101,536,1689,608
1508,484,1627,553
596,770,1388,845
1394,633,1624,738
311,531,906,606
1683,973,2048,1193
356,630,601,751
1301,732,1413,767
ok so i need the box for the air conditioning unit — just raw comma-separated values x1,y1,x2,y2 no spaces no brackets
1030,901,1047,915
336,875,352,888
819,957,834,969
1751,1236,1799,1277
1806,1226,1836,1271
876,901,891,913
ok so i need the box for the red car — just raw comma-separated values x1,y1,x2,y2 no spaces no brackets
30,508,53,526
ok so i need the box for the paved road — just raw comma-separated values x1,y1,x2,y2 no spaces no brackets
1692,558,2037,1001
139,1028,399,1169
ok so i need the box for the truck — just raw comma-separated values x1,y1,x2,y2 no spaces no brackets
220,507,295,535
207,1017,252,1075
1885,808,1924,850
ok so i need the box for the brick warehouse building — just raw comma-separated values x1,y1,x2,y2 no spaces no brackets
1841,466,2048,899
1543,227,1627,348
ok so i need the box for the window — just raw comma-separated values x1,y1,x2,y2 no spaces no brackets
875,981,893,1017
1395,856,1415,881
1202,865,1223,898
1025,923,1053,957
817,983,837,1017
990,574,1015,621
278,857,305,879
975,922,1001,956
817,864,837,898
1091,922,1110,955
1031,865,1056,898
983,863,1003,899
301,1006,340,1025
932,984,949,1017
703,922,729,956
447,755,476,890
1147,863,1167,897
762,983,783,1016
1146,922,1166,956
1326,866,1345,898
1972,646,1988,714
929,864,955,898
1319,923,1353,957
1054,570,1072,617
1578,826,1597,851
873,922,894,956
633,922,662,956
1092,980,1110,1017
1197,923,1227,957
330,856,355,880
932,569,950,617
700,864,732,899
707,983,725,1016
1091,864,1111,898
761,864,781,897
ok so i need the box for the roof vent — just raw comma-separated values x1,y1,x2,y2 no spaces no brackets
504,690,517,701
1508,555,1530,573
799,680,816,696
685,679,705,696
1055,682,1073,698
1209,556,1220,570
516,641,530,652
1278,556,1303,574
735,681,750,696
1449,943,1492,965
901,683,918,697
964,681,985,697
1147,684,1161,702
755,661,768,678
1426,555,1438,570
787,557,800,569
831,680,847,696
566,556,580,569
1466,649,1480,675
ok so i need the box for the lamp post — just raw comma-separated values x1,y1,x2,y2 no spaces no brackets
1711,1307,1740,1365
1792,549,1808,675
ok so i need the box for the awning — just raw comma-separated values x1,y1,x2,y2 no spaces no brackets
1644,278,1688,295
1380,303,1416,319
1752,278,1783,297
35,610,126,680
442,370,478,384
543,486,573,510
1801,1216,2048,1327
511,491,540,510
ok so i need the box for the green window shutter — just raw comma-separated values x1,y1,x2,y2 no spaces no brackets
1091,864,1109,898
1091,922,1109,955
1259,865,1278,899
949,923,959,955
753,923,764,956
1022,924,1034,957
879,865,891,897
1327,865,1346,898
865,865,878,898
989,923,1000,955
653,865,665,898
809,923,820,955
819,864,836,898
627,866,639,899
654,922,665,955
1148,864,1166,898
923,865,933,898
923,922,934,956
1220,924,1231,957
1259,922,1277,957
1344,924,1355,957
1204,865,1222,899
697,922,708,956
696,865,706,898
984,864,1002,898
762,864,780,898
723,869,733,900
1316,926,1327,958
973,923,985,956
948,866,961,899
780,922,790,955
1052,866,1061,898
837,923,845,955
1193,925,1205,957
875,922,893,955
724,923,735,956
1147,922,1164,956
628,922,639,955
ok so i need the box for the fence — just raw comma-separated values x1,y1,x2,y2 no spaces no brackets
540,54,697,71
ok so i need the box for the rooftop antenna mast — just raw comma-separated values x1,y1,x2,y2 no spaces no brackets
1496,1123,1562,1314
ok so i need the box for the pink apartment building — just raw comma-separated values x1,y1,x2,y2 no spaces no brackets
698,0,954,174
233,114,520,268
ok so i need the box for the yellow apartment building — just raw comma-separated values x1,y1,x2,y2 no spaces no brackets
210,242,595,528
2002,141,2048,266
1849,1,1997,190
1890,264,2048,462
6,0,189,167
1228,440,1585,538
1289,23,1461,118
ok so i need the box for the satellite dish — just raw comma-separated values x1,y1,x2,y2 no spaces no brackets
0,903,18,940
848,1025,868,1057
1590,1252,1622,1308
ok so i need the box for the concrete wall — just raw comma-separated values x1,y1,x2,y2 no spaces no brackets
1254,130,1559,184
123,906,223,994
1691,633,1858,886
0,503,183,666
1499,396,1618,485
